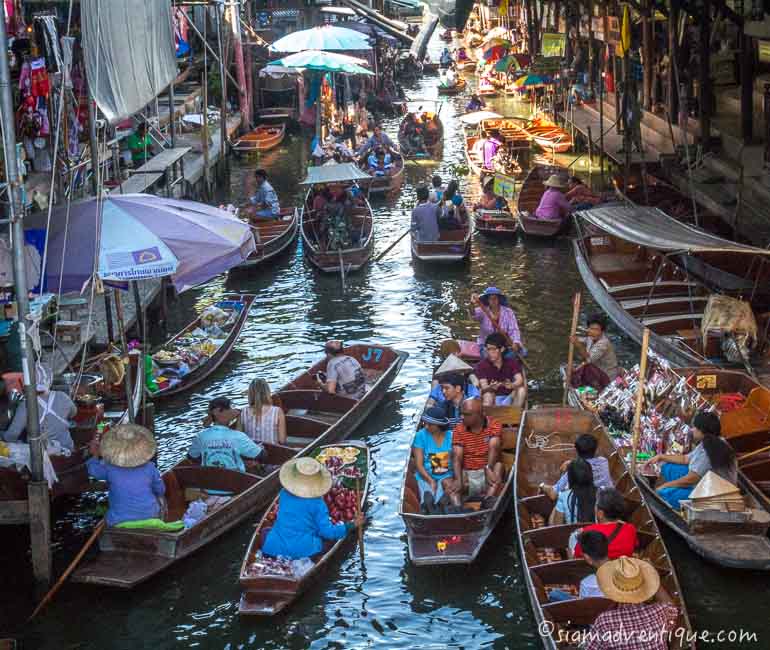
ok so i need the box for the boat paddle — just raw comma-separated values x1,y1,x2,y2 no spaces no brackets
28,520,106,622
354,478,365,564
373,227,411,264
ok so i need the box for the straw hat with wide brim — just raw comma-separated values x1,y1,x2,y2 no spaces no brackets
99,354,126,387
279,457,333,499
543,174,568,189
440,339,462,358
100,423,157,468
596,557,660,604
435,353,474,377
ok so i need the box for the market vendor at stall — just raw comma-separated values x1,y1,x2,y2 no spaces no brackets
262,457,363,559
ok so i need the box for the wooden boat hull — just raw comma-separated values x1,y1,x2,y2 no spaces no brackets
398,114,444,160
516,164,568,238
238,440,370,615
301,189,375,273
149,294,256,400
233,208,299,270
514,407,694,649
73,345,408,588
437,78,467,95
474,209,519,239
233,124,286,152
400,405,523,565
411,228,471,263
519,213,567,237
364,157,405,197
526,119,573,153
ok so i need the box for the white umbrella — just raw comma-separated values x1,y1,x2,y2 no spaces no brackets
269,25,372,53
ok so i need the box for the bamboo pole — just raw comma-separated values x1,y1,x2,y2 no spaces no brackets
631,328,651,475
113,289,135,423
563,292,582,404
28,521,106,621
354,478,365,563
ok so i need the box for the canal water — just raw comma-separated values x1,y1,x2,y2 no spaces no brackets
6,41,769,650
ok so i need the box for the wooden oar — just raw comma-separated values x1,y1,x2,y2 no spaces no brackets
354,478,365,564
374,227,410,263
28,520,106,622
738,443,770,463
631,328,651,476
563,291,582,405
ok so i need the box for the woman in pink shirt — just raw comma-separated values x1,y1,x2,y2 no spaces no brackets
535,174,572,221
470,287,523,352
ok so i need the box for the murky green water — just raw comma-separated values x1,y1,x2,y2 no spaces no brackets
4,37,769,650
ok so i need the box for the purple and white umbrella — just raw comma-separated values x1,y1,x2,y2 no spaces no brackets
36,194,256,293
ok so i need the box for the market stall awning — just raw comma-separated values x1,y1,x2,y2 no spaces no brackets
575,205,770,256
300,164,373,185
269,25,372,53
270,50,373,75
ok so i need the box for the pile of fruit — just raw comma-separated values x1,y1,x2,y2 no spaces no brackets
323,486,359,524
315,446,360,475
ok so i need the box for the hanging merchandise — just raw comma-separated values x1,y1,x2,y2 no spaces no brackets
34,15,62,73
29,58,50,98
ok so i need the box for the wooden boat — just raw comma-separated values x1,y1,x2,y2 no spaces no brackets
361,154,405,198
0,358,146,506
478,79,498,97
399,404,523,565
457,59,476,72
437,76,467,95
398,112,444,160
238,440,369,615
232,208,299,270
147,293,256,400
526,117,573,154
474,208,518,239
566,367,770,569
411,223,471,263
516,164,569,238
73,344,408,588
464,133,486,176
572,204,770,369
232,124,286,153
515,406,695,649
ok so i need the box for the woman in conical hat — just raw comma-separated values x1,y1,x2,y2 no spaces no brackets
644,410,737,510
534,173,572,222
262,457,363,560
427,353,480,414
87,424,166,527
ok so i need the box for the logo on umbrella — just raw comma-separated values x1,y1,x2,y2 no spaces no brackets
132,247,162,264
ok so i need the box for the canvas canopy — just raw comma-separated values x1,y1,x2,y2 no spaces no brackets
300,163,372,185
575,205,770,256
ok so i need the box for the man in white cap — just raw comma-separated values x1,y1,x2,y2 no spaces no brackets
2,368,76,452
534,174,572,222
319,341,366,400
583,556,678,650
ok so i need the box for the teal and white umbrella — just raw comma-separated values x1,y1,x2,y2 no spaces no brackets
269,25,372,53
270,50,374,76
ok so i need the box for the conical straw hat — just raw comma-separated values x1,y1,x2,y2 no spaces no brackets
596,557,660,604
690,471,740,500
435,353,473,377
279,457,333,499
99,423,157,468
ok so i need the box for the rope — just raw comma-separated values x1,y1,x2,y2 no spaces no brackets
524,431,574,452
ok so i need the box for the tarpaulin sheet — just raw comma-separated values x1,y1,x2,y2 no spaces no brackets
575,205,770,256
410,16,439,61
300,163,372,185
82,0,177,124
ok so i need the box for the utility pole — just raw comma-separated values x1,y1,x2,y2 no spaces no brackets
0,15,50,585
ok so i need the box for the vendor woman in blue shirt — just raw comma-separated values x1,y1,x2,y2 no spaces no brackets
263,457,363,559
411,406,459,514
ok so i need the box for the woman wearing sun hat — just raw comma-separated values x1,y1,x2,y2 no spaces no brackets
86,424,166,527
411,406,459,514
584,556,678,650
534,173,572,222
262,457,363,559
470,286,523,352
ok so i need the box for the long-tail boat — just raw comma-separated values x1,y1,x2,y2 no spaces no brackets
516,164,569,237
526,116,573,154
147,294,256,400
437,76,467,95
360,154,405,199
238,440,369,615
232,208,299,270
572,203,770,370
515,406,695,649
72,344,407,588
0,357,145,507
567,363,770,569
300,163,375,274
399,404,523,565
231,124,286,153
411,221,472,263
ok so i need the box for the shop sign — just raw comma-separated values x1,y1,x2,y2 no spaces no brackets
541,32,566,57
606,16,620,46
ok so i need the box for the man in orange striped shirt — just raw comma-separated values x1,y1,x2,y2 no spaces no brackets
449,398,504,510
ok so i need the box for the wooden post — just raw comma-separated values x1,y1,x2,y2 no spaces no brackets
667,0,679,125
587,125,593,173
201,12,211,200
642,0,653,111
563,292,582,405
216,5,228,165
113,290,136,423
587,0,594,92
740,33,754,143
631,328,651,475
699,0,712,143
